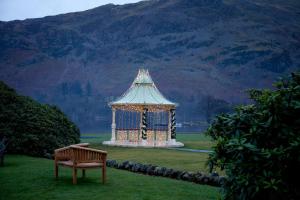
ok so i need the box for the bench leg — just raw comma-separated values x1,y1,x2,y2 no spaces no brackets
73,168,77,184
82,169,86,178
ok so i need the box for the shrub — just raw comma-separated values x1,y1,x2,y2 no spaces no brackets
206,72,300,200
0,81,80,157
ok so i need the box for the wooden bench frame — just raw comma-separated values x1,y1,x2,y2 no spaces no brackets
54,143,107,184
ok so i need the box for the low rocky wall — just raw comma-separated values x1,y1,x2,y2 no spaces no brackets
106,160,226,187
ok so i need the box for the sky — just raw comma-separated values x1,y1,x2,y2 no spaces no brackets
0,0,142,21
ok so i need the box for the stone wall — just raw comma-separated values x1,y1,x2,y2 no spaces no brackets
106,160,226,187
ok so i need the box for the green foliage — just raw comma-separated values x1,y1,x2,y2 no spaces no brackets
206,72,300,200
0,81,80,157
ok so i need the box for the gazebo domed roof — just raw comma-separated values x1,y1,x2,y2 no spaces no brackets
110,69,176,108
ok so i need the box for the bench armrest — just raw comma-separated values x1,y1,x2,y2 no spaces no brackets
54,146,72,161
73,143,90,147
70,145,107,154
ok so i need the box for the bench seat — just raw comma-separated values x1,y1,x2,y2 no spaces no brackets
58,160,103,168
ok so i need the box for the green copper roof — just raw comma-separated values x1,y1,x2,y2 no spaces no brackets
110,69,176,106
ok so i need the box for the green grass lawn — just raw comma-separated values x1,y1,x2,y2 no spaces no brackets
80,133,215,172
0,155,220,200
176,133,214,150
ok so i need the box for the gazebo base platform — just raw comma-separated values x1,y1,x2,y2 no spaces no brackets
102,140,184,148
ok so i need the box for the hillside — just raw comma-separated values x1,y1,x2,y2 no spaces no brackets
0,0,299,131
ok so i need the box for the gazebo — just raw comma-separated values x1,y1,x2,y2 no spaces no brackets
103,69,184,147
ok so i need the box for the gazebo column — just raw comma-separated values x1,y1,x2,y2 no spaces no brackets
170,108,176,144
141,108,148,145
168,110,172,142
111,107,116,142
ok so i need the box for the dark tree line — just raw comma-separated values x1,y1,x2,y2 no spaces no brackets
198,95,233,123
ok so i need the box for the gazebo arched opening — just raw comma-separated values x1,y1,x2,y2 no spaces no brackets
103,69,183,147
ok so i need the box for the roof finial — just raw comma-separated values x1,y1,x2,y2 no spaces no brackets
134,68,153,85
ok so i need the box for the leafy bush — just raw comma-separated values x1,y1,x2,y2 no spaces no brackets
0,81,80,158
206,73,300,200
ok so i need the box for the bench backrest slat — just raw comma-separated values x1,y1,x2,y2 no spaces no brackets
54,144,107,164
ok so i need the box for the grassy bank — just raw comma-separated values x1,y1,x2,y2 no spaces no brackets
80,133,214,172
0,155,220,200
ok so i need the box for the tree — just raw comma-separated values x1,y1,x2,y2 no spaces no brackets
86,81,92,96
0,81,80,158
206,72,300,200
70,81,83,96
199,95,232,123
61,82,68,96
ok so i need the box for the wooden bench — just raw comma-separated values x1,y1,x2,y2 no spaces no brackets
54,143,107,184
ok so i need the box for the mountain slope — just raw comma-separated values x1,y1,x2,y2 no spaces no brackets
0,0,299,131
